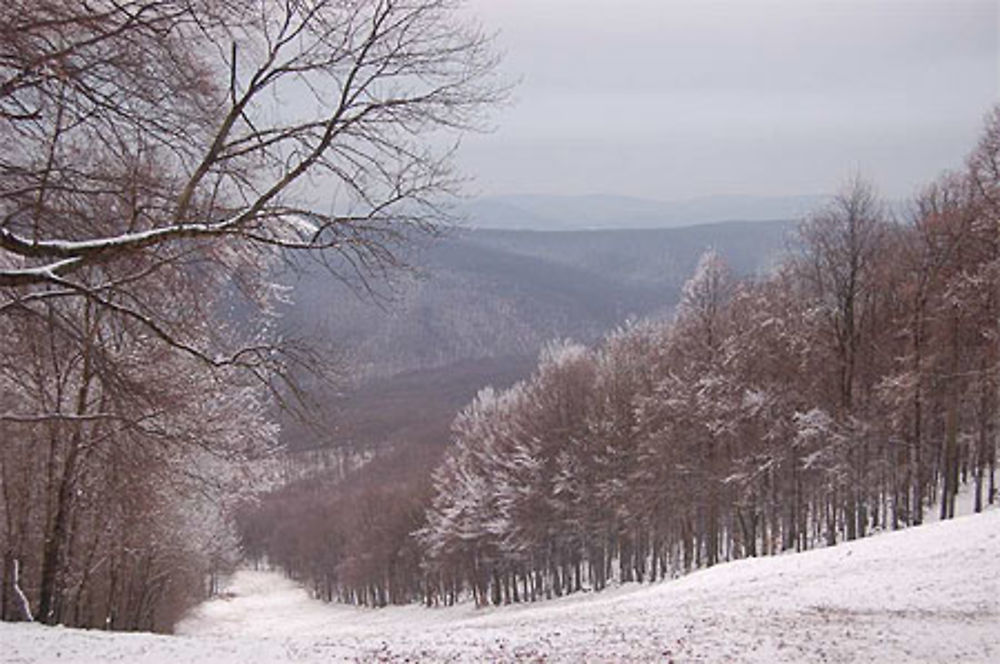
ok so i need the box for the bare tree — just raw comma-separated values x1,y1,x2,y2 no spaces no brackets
795,176,886,413
0,0,504,393
793,176,888,541
0,0,503,629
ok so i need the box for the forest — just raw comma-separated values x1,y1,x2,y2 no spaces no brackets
0,0,997,638
0,0,500,630
238,109,1000,610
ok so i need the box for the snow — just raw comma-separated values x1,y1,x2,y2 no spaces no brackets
0,218,239,256
4,509,999,663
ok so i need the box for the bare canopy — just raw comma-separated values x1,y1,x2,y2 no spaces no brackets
0,0,503,363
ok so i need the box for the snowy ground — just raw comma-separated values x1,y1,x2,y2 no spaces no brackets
4,509,999,663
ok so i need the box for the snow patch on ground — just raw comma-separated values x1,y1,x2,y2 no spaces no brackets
4,508,999,663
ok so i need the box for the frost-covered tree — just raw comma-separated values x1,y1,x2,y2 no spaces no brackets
0,0,504,416
792,176,889,540
795,177,887,412
419,342,598,604
0,305,277,628
414,111,1000,605
234,107,1000,612
0,0,503,629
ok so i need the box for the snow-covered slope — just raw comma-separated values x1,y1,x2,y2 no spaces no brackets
4,509,998,663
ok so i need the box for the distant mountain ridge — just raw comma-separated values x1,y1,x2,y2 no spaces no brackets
282,220,795,380
462,193,826,231
279,220,795,450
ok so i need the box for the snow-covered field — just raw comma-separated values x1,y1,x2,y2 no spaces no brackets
4,509,998,663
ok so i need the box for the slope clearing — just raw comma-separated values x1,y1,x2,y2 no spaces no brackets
4,509,998,663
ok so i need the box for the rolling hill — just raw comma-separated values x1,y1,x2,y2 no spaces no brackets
278,220,795,451
462,193,825,231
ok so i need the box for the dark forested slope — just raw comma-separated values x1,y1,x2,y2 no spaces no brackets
278,220,793,452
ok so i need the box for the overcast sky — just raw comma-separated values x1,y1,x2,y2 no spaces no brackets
457,0,999,201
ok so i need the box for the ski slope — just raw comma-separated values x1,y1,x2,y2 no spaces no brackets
4,509,998,663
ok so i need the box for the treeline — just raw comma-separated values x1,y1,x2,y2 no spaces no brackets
417,117,1000,605
0,0,498,633
235,447,437,607
0,290,277,630
239,109,1000,609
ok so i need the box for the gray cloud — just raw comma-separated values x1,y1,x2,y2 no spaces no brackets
458,0,998,201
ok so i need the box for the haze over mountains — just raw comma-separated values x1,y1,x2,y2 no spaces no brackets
462,193,826,230
280,212,798,452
